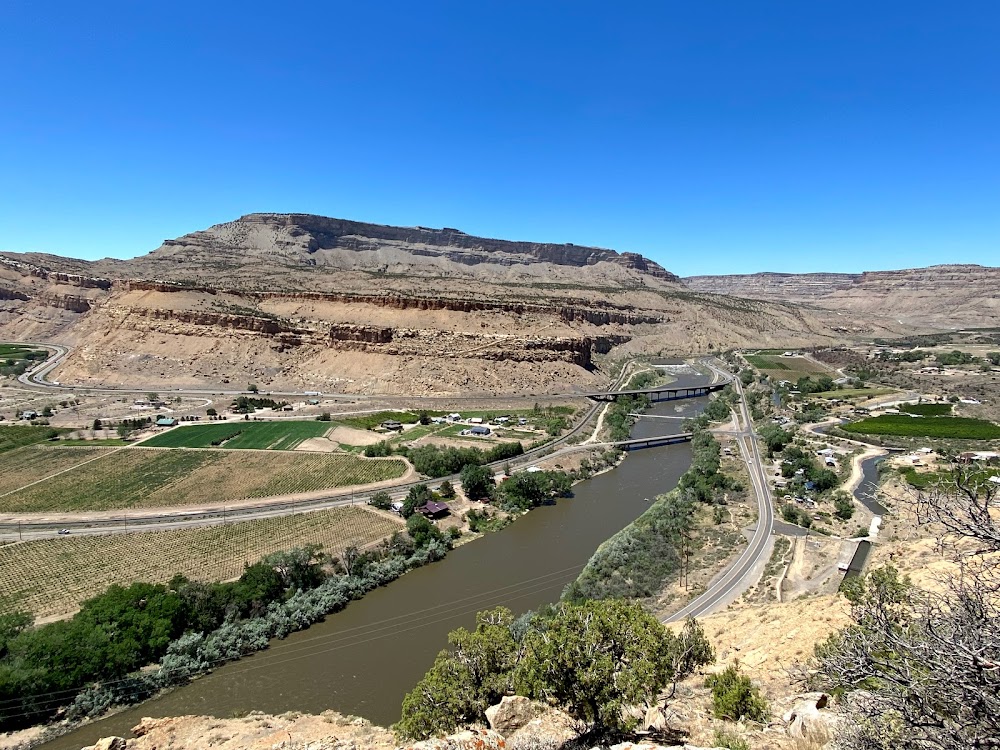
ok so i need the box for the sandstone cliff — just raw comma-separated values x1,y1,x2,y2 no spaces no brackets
684,264,1000,328
0,213,907,394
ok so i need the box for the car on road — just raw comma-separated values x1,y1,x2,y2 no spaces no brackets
57,528,70,535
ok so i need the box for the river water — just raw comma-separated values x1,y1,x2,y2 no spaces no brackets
44,383,707,749
854,456,889,515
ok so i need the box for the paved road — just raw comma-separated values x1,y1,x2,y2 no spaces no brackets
3,349,728,539
664,359,776,622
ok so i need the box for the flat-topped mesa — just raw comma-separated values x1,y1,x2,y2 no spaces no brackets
156,212,680,281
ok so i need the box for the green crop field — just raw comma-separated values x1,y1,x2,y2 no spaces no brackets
141,420,333,449
744,354,790,370
744,354,833,378
0,425,63,453
0,506,403,619
843,415,1000,440
0,344,46,359
901,466,994,490
0,449,408,512
0,445,116,495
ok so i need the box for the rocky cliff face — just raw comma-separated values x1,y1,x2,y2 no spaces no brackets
143,213,679,282
684,264,1000,327
0,212,911,394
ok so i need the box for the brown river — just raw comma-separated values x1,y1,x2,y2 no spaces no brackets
44,383,707,749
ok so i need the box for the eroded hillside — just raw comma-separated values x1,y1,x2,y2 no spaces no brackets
0,214,899,394
684,264,1000,328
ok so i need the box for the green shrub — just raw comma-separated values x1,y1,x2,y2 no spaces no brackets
713,730,750,750
706,663,769,723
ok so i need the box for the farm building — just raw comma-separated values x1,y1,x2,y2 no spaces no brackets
381,420,403,431
469,426,491,436
417,500,450,518
155,418,177,427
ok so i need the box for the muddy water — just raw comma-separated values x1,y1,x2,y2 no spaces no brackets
854,456,889,515
44,391,706,749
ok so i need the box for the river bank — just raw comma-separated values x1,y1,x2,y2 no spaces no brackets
32,385,708,750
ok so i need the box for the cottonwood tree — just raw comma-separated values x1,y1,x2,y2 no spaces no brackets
813,469,1000,749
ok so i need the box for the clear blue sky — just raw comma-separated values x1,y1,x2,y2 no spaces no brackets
1,1,998,276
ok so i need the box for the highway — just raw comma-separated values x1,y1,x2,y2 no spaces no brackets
664,360,775,622
2,348,729,540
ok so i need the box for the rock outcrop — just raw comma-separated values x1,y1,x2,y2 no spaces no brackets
0,212,915,393
684,264,1000,328
153,213,680,282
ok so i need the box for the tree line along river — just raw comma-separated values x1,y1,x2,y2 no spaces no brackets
42,376,710,749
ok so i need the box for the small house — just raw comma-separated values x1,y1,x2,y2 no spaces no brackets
469,426,491,436
417,501,450,519
446,413,462,422
21,410,37,420
469,417,484,424
381,420,403,431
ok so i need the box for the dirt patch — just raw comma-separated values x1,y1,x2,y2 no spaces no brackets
324,426,386,447
295,436,341,452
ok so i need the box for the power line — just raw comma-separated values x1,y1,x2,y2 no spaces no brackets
0,562,586,713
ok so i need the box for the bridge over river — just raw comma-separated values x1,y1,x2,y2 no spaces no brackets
585,382,728,402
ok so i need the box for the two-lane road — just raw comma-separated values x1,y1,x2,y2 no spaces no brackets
665,360,775,622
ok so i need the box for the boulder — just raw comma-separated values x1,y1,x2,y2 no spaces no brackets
86,739,127,750
783,692,839,740
505,707,577,750
485,696,543,735
403,728,506,750
642,705,670,734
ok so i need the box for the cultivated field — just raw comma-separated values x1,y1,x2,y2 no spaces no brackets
842,414,1000,440
0,425,63,453
0,445,116,495
0,449,409,512
744,354,834,380
141,420,334,449
0,506,404,619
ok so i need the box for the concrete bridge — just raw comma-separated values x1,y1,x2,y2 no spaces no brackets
614,432,693,450
586,382,727,402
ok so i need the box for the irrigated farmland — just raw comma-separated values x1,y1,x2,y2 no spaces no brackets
744,353,834,380
0,449,409,512
0,445,116,496
842,414,1000,440
140,420,334,449
0,425,63,453
0,506,404,619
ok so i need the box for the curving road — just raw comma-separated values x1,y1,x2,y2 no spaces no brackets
664,359,775,622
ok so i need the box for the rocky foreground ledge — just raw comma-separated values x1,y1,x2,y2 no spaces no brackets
80,694,838,750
